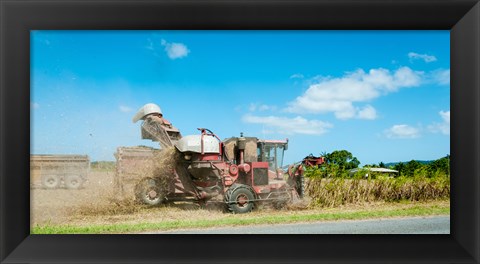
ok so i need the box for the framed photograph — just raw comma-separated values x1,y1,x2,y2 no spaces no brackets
1,0,479,263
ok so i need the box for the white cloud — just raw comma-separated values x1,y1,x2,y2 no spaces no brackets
393,67,423,87
384,124,421,139
357,105,377,120
146,38,155,51
430,69,450,85
384,110,449,139
428,110,450,135
161,39,190,59
290,73,304,79
440,110,450,122
119,105,133,113
286,67,422,119
248,103,276,112
259,105,270,111
31,102,40,109
408,52,437,63
242,114,333,135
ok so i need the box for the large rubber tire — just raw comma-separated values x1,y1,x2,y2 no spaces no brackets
65,175,83,189
296,175,305,198
225,184,255,214
41,174,60,189
135,178,166,206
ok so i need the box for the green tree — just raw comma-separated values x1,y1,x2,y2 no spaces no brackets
393,162,405,176
378,161,386,168
324,150,360,171
428,155,450,176
404,160,422,177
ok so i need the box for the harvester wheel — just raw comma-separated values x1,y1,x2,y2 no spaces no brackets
135,178,166,206
65,175,83,189
41,174,60,189
296,175,305,198
225,184,255,214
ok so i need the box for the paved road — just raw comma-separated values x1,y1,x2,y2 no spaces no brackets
146,215,450,234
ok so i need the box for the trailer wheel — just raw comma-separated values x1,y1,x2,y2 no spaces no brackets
41,174,60,189
225,185,255,214
135,178,165,206
65,175,83,189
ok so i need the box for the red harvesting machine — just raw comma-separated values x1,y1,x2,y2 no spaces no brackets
130,103,311,213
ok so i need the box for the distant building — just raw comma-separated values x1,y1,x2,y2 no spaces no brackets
349,168,399,178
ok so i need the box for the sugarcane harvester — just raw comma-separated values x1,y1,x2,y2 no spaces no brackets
131,103,305,213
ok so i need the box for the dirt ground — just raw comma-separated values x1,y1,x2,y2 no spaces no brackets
31,170,234,227
30,170,305,227
31,171,118,226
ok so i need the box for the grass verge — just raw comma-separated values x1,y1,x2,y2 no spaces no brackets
32,201,449,234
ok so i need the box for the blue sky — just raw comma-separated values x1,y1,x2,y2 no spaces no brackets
31,30,450,165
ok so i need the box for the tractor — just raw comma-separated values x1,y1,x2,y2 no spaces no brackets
131,103,304,213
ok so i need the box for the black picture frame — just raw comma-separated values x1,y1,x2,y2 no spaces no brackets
1,0,479,263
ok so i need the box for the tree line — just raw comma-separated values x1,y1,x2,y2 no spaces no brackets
305,150,450,178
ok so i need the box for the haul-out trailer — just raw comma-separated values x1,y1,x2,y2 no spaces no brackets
30,154,90,189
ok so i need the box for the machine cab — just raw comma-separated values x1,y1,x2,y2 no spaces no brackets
257,139,288,173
